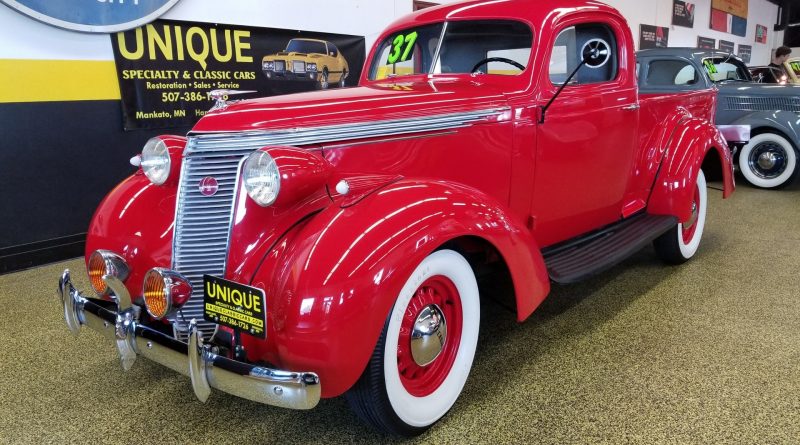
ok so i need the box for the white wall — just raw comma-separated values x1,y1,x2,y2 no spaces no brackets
0,0,783,64
609,0,779,64
0,0,411,61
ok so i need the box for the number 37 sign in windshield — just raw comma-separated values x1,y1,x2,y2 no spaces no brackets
0,0,182,33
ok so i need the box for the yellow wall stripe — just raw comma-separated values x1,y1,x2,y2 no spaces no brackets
0,59,121,103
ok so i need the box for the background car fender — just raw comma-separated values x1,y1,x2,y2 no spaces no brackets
244,179,551,398
648,117,734,221
725,110,800,146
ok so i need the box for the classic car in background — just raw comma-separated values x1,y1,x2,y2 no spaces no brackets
261,38,349,89
749,65,789,84
638,48,800,189
59,0,734,437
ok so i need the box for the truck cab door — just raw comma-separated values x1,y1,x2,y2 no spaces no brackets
531,22,638,247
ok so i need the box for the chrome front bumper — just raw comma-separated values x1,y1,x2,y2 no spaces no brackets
57,269,320,410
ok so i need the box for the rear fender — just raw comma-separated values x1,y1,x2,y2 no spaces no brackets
648,118,734,221
244,179,550,398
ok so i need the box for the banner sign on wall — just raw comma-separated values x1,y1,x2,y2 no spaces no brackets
111,20,365,130
710,8,747,37
672,1,695,28
755,24,768,44
697,36,716,49
639,24,669,50
719,40,735,53
737,44,752,63
711,0,748,18
0,0,182,33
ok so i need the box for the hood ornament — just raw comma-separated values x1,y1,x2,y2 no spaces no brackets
209,89,257,111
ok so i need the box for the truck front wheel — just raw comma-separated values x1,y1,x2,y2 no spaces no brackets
738,132,799,189
654,169,707,264
345,249,480,436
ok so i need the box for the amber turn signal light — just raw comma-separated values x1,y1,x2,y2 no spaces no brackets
87,250,130,296
143,268,193,319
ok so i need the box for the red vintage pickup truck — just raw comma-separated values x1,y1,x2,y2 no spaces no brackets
58,0,735,436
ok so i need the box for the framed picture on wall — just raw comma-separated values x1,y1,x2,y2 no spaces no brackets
737,44,752,63
639,24,670,49
719,40,735,53
672,0,695,28
755,24,768,43
697,36,716,49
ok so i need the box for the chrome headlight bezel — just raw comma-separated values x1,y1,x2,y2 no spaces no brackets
141,137,171,185
243,150,281,206
307,63,318,72
263,61,274,71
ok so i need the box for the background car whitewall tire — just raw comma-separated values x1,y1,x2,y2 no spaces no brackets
345,249,480,436
738,132,799,189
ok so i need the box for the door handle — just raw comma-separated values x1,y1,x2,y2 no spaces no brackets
622,104,640,111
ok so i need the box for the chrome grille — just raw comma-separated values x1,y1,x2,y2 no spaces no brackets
274,60,285,72
725,95,800,112
293,61,306,73
170,137,254,341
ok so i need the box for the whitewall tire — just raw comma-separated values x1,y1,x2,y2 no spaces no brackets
654,169,707,264
346,249,480,436
738,132,799,189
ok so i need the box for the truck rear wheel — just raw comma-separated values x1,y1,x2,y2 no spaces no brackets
654,169,707,264
345,249,480,436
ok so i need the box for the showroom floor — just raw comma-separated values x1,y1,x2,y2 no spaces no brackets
1,179,798,444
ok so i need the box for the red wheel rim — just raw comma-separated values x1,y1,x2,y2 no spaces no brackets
397,275,463,397
682,182,701,244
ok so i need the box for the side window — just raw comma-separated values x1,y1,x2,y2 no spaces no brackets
549,23,618,85
645,60,699,86
329,43,339,57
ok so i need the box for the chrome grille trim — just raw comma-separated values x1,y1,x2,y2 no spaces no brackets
171,107,507,341
188,108,509,148
725,96,800,112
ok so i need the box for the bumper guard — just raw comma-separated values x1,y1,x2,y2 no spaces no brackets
57,269,321,410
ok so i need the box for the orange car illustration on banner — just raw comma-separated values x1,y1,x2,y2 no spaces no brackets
262,38,349,89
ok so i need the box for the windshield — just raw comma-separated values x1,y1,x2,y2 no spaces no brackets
369,20,533,80
701,57,751,82
286,39,327,55
787,60,800,77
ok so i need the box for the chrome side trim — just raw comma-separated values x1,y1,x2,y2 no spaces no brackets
321,130,456,150
57,270,321,410
187,108,508,146
717,124,751,143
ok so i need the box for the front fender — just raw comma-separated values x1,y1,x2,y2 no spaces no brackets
244,179,550,397
648,117,734,221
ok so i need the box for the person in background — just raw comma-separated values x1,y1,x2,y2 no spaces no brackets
769,46,792,70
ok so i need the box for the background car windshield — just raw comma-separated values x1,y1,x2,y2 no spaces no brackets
287,40,327,54
369,20,532,80
787,60,800,77
702,57,750,82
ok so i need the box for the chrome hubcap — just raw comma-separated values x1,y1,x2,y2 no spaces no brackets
758,152,778,170
410,304,447,366
685,201,698,229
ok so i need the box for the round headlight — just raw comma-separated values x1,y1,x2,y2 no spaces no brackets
143,268,192,320
141,137,171,185
243,150,281,206
87,250,130,296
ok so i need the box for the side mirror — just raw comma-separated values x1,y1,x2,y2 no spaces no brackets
581,38,611,68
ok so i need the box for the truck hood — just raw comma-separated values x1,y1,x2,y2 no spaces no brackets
192,78,509,134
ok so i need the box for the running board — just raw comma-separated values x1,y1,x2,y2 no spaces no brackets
542,214,678,284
